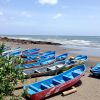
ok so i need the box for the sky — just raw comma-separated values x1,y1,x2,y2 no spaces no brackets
0,0,100,36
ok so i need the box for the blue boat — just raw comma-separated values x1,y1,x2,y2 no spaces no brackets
21,48,40,58
22,50,55,63
41,51,55,56
23,64,85,100
40,53,55,59
23,48,40,54
90,63,100,77
23,60,66,77
75,55,87,61
2,47,21,56
17,57,55,69
56,53,68,61
23,55,39,64
10,50,22,56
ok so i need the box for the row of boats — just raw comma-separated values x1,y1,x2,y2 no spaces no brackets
2,46,100,100
2,47,87,78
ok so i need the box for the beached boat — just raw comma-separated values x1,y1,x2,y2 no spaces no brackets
90,63,100,77
56,53,68,61
23,48,40,54
3,45,11,51
60,59,84,72
24,64,85,100
23,52,68,64
23,60,66,78
75,55,87,61
23,56,39,64
41,51,55,56
17,57,55,69
21,48,40,58
40,53,55,59
23,51,55,64
2,47,21,56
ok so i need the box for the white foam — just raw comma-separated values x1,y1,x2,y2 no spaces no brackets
4,36,100,48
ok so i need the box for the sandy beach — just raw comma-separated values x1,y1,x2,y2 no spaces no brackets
0,37,100,100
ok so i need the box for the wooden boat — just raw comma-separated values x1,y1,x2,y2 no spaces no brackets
90,63,100,77
2,47,21,56
75,55,87,62
23,64,85,100
41,51,55,56
23,60,66,78
23,52,68,64
3,45,11,52
23,54,55,64
56,53,68,61
60,59,84,72
21,48,40,58
23,56,39,64
23,48,40,54
40,53,55,59
17,57,55,69
23,51,55,64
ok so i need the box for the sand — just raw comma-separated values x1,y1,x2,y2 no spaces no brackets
0,39,100,100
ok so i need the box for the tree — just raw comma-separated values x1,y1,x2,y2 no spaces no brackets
0,44,25,99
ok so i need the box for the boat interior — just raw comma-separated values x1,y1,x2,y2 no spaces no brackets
24,65,84,95
23,60,65,74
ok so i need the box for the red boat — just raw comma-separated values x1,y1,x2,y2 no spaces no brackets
24,64,85,100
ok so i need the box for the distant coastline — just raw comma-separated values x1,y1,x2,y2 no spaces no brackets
0,36,61,45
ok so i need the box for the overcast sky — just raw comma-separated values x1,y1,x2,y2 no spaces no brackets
0,0,100,35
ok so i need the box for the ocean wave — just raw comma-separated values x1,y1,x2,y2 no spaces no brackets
4,36,100,48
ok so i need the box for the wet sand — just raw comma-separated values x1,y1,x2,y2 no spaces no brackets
0,38,100,100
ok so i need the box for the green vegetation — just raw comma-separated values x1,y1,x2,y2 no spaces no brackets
0,44,25,100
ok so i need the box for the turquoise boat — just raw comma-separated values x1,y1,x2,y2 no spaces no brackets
24,64,85,100
90,63,100,77
75,55,87,61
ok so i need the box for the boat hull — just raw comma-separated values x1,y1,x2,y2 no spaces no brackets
90,63,100,77
30,74,84,100
61,60,84,72
25,67,65,78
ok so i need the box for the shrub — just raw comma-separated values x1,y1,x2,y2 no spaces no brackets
0,44,25,99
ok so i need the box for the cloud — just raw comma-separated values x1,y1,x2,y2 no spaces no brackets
0,11,4,16
38,0,58,5
21,11,32,18
53,13,62,19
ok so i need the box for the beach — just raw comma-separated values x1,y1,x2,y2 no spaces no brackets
0,37,100,100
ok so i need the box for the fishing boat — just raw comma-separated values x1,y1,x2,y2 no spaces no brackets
75,55,87,62
2,47,21,56
17,57,55,69
23,60,66,78
41,51,55,56
23,51,55,64
23,48,40,54
60,59,83,72
90,63,100,77
23,56,39,64
24,64,85,100
40,53,55,59
3,45,11,51
56,53,68,61
21,48,40,58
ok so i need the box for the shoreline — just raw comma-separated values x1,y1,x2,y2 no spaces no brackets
0,36,61,45
1,36,100,100
0,37,100,69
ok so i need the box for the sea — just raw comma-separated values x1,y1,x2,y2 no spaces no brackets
1,35,100,57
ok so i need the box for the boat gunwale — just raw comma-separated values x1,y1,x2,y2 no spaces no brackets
24,64,86,96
